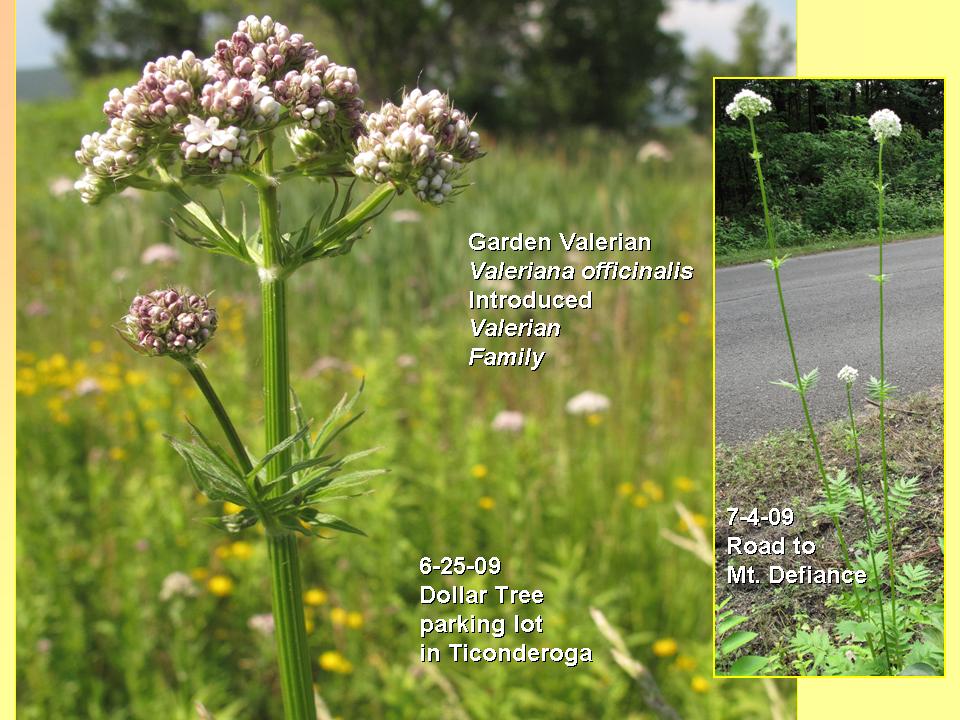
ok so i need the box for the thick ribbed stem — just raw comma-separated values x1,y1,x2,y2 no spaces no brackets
747,117,877,663
876,140,901,668
258,134,317,720
845,384,891,674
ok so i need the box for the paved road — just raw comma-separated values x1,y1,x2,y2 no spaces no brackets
716,237,943,444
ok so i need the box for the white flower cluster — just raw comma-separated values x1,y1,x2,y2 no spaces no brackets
75,15,363,203
74,120,150,203
725,89,773,120
837,365,859,385
353,89,481,204
868,108,902,142
181,116,250,169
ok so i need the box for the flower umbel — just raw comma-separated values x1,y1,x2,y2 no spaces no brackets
353,88,481,204
837,365,859,386
725,89,772,120
121,289,218,357
868,108,902,142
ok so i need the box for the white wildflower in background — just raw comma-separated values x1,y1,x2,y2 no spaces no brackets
725,89,772,120
140,243,182,265
636,140,673,163
565,391,610,415
159,571,199,600
491,410,525,433
868,108,902,142
74,377,103,396
48,176,75,198
837,365,859,385
389,209,422,224
395,354,417,368
248,613,276,636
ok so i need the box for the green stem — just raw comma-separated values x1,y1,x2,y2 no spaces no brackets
182,358,251,473
845,384,891,674
257,134,317,720
747,118,878,664
876,140,901,668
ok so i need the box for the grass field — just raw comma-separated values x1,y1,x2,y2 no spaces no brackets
16,78,794,719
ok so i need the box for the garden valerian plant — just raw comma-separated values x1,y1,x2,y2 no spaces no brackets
75,15,481,719
722,90,942,676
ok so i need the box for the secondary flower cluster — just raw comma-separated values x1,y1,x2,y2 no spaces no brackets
868,108,902,142
725,89,773,120
353,88,482,204
122,289,218,357
75,15,363,203
837,365,859,385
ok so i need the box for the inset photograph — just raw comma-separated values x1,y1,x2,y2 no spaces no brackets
713,79,944,677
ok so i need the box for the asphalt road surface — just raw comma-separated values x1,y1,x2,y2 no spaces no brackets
716,236,943,444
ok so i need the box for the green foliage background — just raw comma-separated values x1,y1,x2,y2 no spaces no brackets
714,79,943,257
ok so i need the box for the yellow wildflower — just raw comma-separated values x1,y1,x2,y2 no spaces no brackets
319,650,352,674
223,501,245,515
304,588,329,607
207,575,234,597
652,638,678,657
330,607,348,626
214,545,232,560
674,476,695,493
586,413,603,426
678,513,708,532
631,495,649,509
125,370,147,387
674,655,697,671
346,611,364,630
190,567,209,581
478,496,496,511
616,482,635,497
470,464,488,479
108,447,127,462
641,480,664,502
691,676,710,693
229,541,254,560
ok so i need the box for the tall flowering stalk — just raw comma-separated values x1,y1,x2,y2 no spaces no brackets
725,88,879,667
868,108,903,668
80,15,482,719
838,366,891,673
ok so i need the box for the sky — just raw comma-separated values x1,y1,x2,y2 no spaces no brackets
16,0,797,70
660,0,796,66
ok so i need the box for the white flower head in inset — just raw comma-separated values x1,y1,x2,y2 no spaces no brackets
725,89,772,121
868,108,902,142
837,365,859,386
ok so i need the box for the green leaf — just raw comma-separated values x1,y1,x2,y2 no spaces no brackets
721,630,758,655
770,378,799,393
717,614,749,636
246,425,311,480
728,655,769,676
300,511,367,537
900,662,937,676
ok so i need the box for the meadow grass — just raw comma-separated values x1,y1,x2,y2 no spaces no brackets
16,82,792,719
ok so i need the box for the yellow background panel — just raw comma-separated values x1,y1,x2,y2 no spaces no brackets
797,0,956,714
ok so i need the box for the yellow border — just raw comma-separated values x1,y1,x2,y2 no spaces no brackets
711,76,946,680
